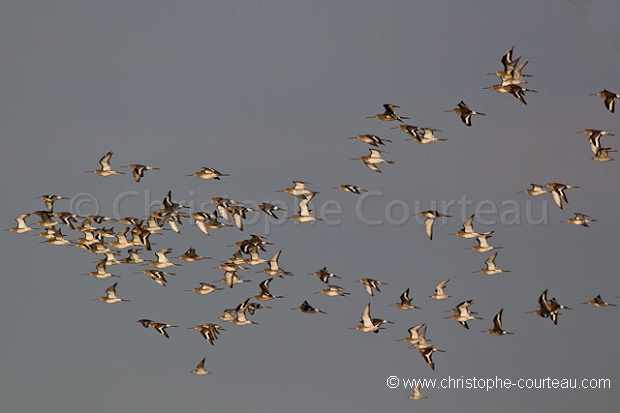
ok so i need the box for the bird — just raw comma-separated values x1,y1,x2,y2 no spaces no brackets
482,308,514,336
351,148,394,173
413,127,448,144
185,283,223,295
292,300,327,314
397,324,427,346
6,213,33,233
429,279,451,300
483,84,537,105
38,194,65,212
252,278,283,301
94,283,130,304
545,183,579,210
582,295,616,307
350,303,385,333
123,164,159,182
347,134,392,146
257,203,286,219
519,183,548,196
290,192,322,223
562,213,596,227
151,322,178,339
333,184,368,194
473,252,510,276
528,289,552,319
451,214,488,239
366,104,409,123
230,298,259,326
408,381,428,401
276,181,313,198
215,270,251,289
590,89,620,113
177,247,210,262
418,210,451,240
488,56,532,86
356,278,387,296
86,151,125,176
121,248,144,264
186,167,229,180
138,269,174,287
260,250,293,277
391,288,421,310
188,324,224,345
446,300,481,329
592,147,616,162
191,358,210,375
577,129,615,156
467,233,502,253
83,257,120,279
445,101,485,126
547,297,572,325
417,346,446,371
147,248,180,268
390,124,423,139
310,267,341,284
247,302,271,316
314,285,350,297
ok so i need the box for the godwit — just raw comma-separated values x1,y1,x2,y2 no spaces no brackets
314,285,350,297
545,183,579,210
138,269,174,287
562,213,595,227
44,228,72,246
38,194,65,212
107,227,133,249
366,104,409,123
445,101,485,126
210,197,239,222
215,270,251,289
276,181,313,198
290,192,322,223
136,319,154,329
247,302,271,316
397,324,427,346
473,252,510,276
410,127,448,144
310,267,341,284
414,325,432,349
451,214,487,239
190,212,225,236
94,283,130,304
500,45,520,73
231,298,259,326
83,257,120,279
429,279,451,300
418,210,451,240
227,205,254,231
356,278,387,296
252,278,283,301
147,248,180,269
519,183,548,196
417,346,446,371
186,167,229,180
577,129,615,155
590,89,620,113
257,203,286,219
178,247,210,262
292,300,327,314
593,147,616,162
391,288,421,310
347,134,392,146
121,248,144,264
482,308,513,336
350,303,384,333
86,151,125,176
333,184,368,194
260,250,293,277
391,124,423,140
468,233,502,253
483,84,537,105
7,213,33,233
151,322,178,338
582,295,616,307
188,324,224,344
547,296,572,325
446,300,480,329
185,283,223,295
218,309,237,323
527,289,551,320
243,245,267,266
408,381,428,401
488,59,532,86
123,164,159,182
191,358,210,375
351,148,394,173
32,210,57,228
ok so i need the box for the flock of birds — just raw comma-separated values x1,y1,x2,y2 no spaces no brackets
7,45,618,401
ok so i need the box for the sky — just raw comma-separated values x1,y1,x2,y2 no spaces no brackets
1,1,618,412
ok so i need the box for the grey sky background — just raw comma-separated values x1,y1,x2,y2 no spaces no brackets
1,1,618,412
